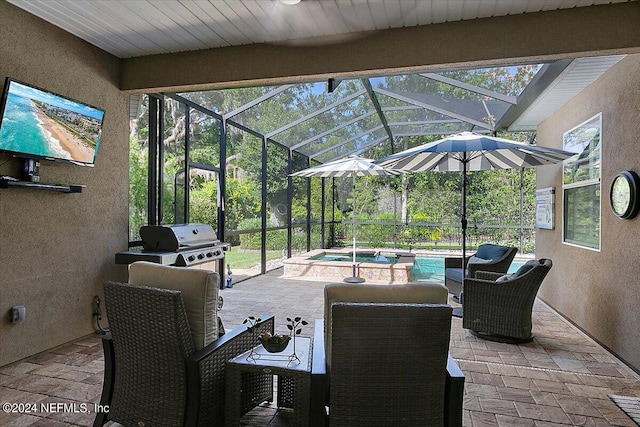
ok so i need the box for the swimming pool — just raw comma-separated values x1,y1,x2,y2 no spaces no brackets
411,256,526,282
283,249,526,284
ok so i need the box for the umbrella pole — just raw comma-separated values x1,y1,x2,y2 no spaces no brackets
459,158,468,304
520,168,524,253
462,159,468,266
345,173,364,283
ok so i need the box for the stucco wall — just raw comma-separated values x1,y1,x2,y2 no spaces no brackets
0,2,128,366
536,54,640,370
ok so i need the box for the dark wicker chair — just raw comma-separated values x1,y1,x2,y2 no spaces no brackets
312,302,464,427
462,258,553,343
94,281,274,427
444,244,518,298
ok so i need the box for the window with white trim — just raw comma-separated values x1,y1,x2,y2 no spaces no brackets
562,113,601,250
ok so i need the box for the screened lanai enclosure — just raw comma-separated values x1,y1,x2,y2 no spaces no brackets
128,59,578,275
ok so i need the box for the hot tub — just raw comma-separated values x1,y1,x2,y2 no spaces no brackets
282,248,416,284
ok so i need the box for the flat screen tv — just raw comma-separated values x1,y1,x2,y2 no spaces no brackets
0,78,105,167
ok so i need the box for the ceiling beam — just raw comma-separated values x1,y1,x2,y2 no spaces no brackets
361,78,395,151
374,87,494,131
223,84,294,120
420,73,517,104
289,111,377,151
324,136,390,163
265,89,366,138
310,124,384,159
387,119,462,126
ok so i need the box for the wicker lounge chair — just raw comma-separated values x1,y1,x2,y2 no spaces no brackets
462,258,553,343
314,302,463,426
444,244,518,298
94,263,274,427
311,283,464,426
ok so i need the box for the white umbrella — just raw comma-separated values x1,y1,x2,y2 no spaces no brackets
291,155,399,283
375,131,574,270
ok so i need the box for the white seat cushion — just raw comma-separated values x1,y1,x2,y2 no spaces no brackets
128,261,219,350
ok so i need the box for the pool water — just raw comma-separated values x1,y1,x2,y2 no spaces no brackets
308,252,399,264
412,256,525,282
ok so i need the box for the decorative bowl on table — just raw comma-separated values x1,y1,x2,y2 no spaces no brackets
258,333,291,353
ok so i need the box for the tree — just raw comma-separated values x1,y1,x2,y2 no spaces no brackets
128,71,540,252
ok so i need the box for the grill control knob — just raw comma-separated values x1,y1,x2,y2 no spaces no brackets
187,255,196,262
206,252,213,258
214,250,221,256
197,253,205,260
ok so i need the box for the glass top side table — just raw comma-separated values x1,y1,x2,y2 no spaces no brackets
225,336,313,426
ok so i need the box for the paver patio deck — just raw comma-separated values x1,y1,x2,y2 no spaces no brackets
1,268,639,426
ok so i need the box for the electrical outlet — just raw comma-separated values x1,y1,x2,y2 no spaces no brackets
94,296,102,319
10,305,25,323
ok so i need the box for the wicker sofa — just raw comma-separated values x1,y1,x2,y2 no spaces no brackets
462,258,553,343
94,262,274,427
311,282,465,426
444,244,518,298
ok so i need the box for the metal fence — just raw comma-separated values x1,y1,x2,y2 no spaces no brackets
334,220,535,254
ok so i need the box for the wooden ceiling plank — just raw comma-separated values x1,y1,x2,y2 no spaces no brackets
18,0,149,57
178,1,234,46
123,1,210,51
252,1,308,41
180,0,244,46
212,1,265,43
161,1,228,48
399,0,419,28
334,0,363,32
351,0,377,32
321,0,351,35
367,0,391,29
299,1,334,37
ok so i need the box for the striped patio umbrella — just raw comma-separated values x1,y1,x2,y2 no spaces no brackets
375,132,574,268
291,156,399,283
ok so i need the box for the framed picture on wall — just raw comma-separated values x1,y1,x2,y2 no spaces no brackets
535,187,555,229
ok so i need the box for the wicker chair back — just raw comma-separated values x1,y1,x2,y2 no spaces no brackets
104,281,195,426
98,281,275,427
329,302,452,426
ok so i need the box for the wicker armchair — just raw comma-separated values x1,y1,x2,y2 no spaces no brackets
94,281,274,427
313,302,464,426
323,282,449,367
444,244,518,298
462,258,552,343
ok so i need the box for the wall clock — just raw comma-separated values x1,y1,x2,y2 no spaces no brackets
610,170,640,219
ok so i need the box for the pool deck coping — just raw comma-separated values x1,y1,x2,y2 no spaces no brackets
282,248,416,284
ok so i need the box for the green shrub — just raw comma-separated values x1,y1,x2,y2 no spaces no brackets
238,218,307,251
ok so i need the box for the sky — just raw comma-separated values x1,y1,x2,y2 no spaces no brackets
7,80,105,121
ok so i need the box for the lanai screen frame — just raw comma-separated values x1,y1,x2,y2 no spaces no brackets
130,61,568,274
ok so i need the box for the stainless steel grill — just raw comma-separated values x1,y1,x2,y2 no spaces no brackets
115,224,230,267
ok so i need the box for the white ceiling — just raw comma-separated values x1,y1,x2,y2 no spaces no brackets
6,0,633,59
511,55,626,131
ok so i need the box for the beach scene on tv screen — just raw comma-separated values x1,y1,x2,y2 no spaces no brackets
0,81,104,164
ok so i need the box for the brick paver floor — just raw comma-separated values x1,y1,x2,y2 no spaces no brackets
1,268,639,426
